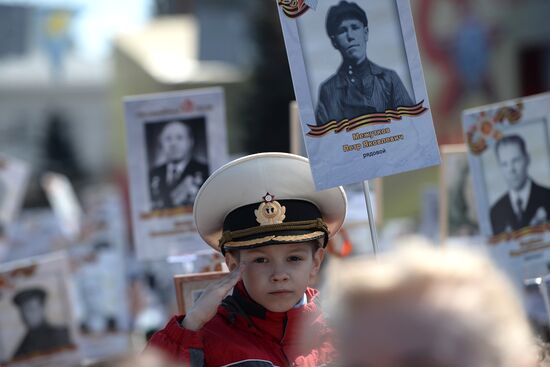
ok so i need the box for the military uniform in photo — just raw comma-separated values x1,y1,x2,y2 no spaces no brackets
11,288,72,360
315,1,414,126
149,158,209,209
316,59,414,125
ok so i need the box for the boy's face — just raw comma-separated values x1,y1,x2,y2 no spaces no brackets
226,242,324,312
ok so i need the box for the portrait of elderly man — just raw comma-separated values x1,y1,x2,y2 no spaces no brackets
490,134,550,234
315,1,414,126
149,120,209,210
11,288,72,360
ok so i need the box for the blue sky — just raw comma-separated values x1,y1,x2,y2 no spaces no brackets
1,0,153,59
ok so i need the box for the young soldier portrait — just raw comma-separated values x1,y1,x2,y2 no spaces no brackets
11,288,72,361
315,1,414,126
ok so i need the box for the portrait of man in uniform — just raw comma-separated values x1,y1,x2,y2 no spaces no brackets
489,134,550,235
148,119,209,210
315,1,414,126
11,288,72,360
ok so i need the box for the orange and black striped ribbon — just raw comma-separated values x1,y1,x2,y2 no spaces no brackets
278,0,309,18
306,101,428,137
489,222,550,245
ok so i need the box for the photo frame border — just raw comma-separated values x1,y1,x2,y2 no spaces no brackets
173,271,228,315
0,252,80,366
462,92,550,248
124,87,228,260
277,0,440,190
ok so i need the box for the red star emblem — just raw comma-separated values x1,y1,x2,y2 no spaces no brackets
181,99,194,112
262,193,274,203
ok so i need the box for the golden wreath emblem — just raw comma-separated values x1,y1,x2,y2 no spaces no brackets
255,193,286,225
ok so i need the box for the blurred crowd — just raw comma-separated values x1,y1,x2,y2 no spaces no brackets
0,0,549,366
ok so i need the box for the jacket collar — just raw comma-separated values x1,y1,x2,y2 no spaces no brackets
220,281,322,344
335,58,384,88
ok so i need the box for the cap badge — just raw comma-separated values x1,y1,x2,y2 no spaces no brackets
254,193,286,225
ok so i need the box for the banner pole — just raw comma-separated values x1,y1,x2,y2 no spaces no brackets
537,277,550,330
362,180,379,256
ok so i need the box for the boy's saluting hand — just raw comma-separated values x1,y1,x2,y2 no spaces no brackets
182,263,246,331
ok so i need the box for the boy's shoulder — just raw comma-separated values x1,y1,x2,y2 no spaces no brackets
148,288,332,366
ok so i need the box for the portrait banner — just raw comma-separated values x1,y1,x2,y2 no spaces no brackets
463,93,550,283
277,0,440,190
173,271,229,315
124,88,228,260
71,186,131,360
0,252,80,367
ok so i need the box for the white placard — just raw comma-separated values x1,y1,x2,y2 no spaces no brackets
42,172,83,240
124,88,228,260
277,0,440,190
463,93,550,284
0,253,81,366
72,186,131,360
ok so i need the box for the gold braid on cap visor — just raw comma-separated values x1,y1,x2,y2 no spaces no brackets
218,218,330,252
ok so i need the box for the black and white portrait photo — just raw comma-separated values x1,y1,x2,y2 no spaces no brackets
145,118,209,210
11,288,72,361
278,0,440,190
462,94,550,291
463,95,550,239
125,88,228,260
0,254,80,366
488,134,550,235
315,1,414,126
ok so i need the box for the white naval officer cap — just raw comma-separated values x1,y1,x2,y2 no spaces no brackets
193,153,347,254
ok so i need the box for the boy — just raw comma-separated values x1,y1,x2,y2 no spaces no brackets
148,153,347,366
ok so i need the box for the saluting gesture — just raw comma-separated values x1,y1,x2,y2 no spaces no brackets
182,263,246,331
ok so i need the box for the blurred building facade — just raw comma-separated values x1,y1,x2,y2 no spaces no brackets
414,0,550,144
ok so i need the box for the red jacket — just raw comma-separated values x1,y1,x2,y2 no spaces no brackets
148,281,335,367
